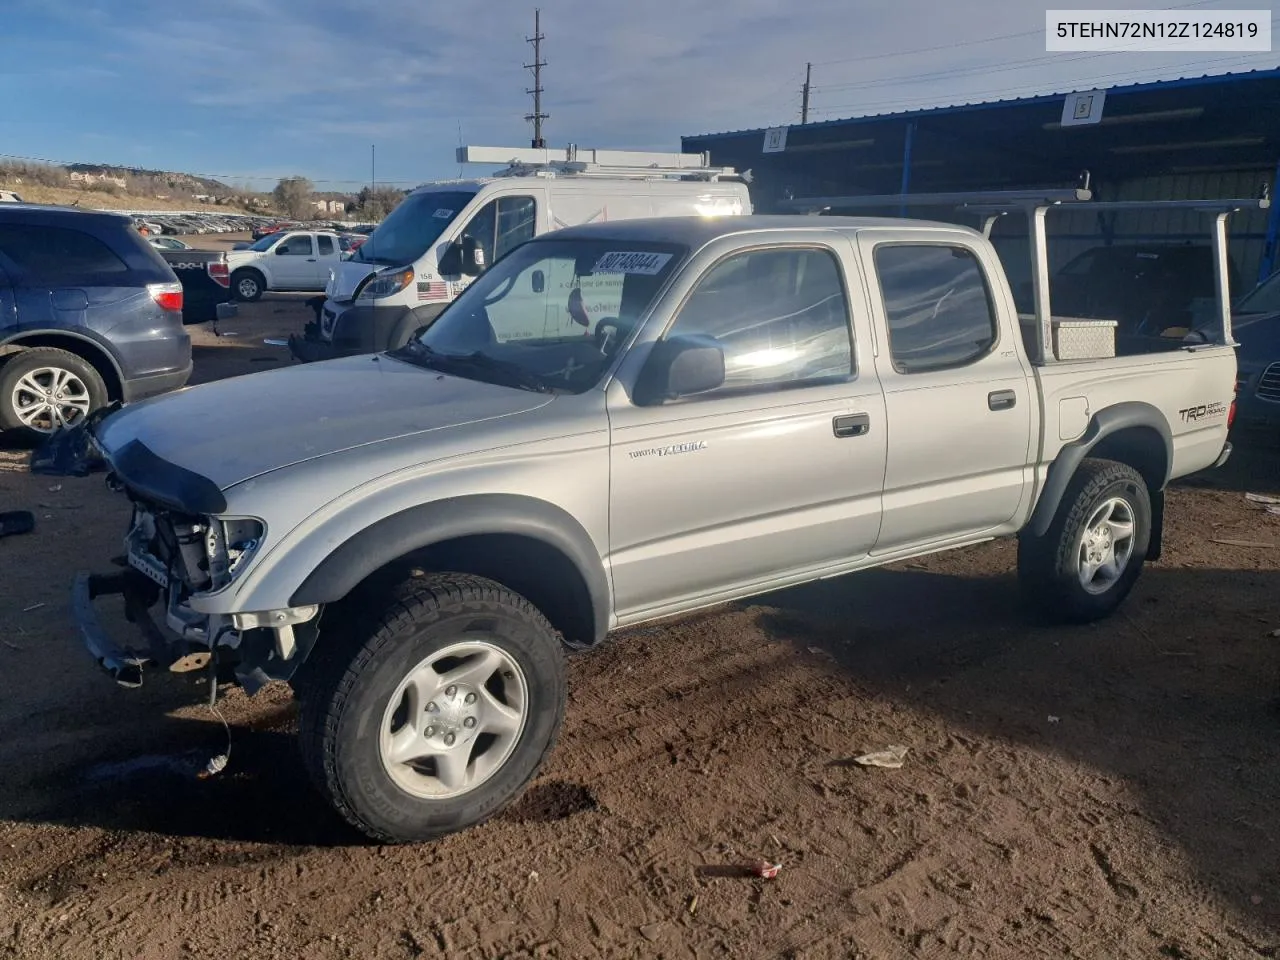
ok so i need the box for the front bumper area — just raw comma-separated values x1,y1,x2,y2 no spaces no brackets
72,570,192,688
287,322,344,363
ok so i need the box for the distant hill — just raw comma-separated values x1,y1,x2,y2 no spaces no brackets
64,163,235,196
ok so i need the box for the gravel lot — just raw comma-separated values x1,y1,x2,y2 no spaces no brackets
1,251,1278,959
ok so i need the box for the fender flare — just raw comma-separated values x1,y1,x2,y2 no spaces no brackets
0,329,126,393
1027,401,1173,539
385,302,449,352
288,493,611,644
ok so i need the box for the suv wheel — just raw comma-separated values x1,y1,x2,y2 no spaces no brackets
1017,458,1151,624
297,573,566,843
0,348,108,440
231,269,265,302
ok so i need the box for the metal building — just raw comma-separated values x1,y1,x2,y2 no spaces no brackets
682,69,1280,289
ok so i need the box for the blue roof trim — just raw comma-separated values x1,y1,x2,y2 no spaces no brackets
683,67,1280,142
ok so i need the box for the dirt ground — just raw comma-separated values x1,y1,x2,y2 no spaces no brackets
1,269,1279,959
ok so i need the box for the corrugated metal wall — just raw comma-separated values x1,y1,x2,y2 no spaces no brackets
988,168,1275,297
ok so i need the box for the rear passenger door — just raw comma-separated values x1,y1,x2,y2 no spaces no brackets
859,233,1034,554
310,234,341,288
607,241,887,620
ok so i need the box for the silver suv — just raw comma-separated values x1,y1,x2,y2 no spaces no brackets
74,215,1235,843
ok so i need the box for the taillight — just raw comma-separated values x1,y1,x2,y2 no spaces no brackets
1228,399,1237,428
148,282,183,313
208,261,230,288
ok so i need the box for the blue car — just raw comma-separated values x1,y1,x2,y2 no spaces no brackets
0,204,192,440
1231,269,1280,433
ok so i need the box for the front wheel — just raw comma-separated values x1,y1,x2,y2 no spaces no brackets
1018,458,1151,624
296,574,567,843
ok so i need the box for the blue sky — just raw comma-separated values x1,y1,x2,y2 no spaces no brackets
1,0,1276,193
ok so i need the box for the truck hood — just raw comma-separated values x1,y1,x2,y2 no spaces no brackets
94,354,553,494
326,257,381,302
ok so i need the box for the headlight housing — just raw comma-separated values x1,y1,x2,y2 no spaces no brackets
359,265,415,300
205,517,265,591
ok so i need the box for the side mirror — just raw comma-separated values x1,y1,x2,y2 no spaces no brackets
439,236,486,276
459,235,485,276
633,334,725,406
531,269,545,293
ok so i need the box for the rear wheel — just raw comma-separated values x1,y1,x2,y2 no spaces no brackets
231,269,265,302
296,573,566,843
1018,458,1151,624
0,348,108,440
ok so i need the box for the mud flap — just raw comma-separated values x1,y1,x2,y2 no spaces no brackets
1146,489,1164,562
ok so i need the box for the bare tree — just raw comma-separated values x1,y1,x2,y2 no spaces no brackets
353,186,405,221
273,176,315,218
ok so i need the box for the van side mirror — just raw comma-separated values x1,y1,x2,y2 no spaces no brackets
633,334,725,406
440,235,486,276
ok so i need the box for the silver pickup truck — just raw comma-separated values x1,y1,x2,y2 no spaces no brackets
73,213,1237,843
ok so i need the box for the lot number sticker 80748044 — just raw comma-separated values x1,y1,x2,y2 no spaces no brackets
592,251,673,275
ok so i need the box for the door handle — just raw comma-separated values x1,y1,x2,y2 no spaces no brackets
307,258,317,262
988,390,1017,411
833,413,871,438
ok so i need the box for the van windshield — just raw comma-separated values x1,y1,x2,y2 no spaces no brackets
390,237,686,395
352,190,475,266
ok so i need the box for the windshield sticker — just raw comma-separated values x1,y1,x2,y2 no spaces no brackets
592,251,673,275
432,208,454,218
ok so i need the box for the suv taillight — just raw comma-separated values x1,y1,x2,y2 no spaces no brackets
1228,399,1237,428
148,282,183,313
208,261,230,288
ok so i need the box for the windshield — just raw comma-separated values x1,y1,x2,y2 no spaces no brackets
1237,269,1280,314
391,237,686,394
248,232,284,252
352,190,475,266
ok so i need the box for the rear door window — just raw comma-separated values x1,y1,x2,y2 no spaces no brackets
0,223,130,285
317,235,335,256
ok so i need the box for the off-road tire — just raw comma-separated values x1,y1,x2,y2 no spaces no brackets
231,268,265,302
1018,458,1151,624
0,347,109,440
296,573,567,843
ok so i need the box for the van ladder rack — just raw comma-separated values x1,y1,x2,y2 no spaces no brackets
456,144,748,182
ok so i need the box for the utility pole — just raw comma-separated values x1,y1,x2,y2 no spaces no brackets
524,9,549,149
801,62,812,124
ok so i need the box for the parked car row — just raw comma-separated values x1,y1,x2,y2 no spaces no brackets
133,213,275,237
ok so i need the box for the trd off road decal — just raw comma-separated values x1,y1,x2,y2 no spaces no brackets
629,440,707,460
1178,401,1227,423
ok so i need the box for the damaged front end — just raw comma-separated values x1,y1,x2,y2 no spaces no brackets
71,432,320,694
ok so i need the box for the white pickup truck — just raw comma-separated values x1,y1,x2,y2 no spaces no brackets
226,229,343,301
72,202,1250,844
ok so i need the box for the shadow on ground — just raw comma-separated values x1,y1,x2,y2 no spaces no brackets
746,561,1280,938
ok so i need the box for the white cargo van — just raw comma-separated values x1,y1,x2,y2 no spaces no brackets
288,145,751,361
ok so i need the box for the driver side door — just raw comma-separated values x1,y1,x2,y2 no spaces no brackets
606,242,888,622
271,233,316,288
